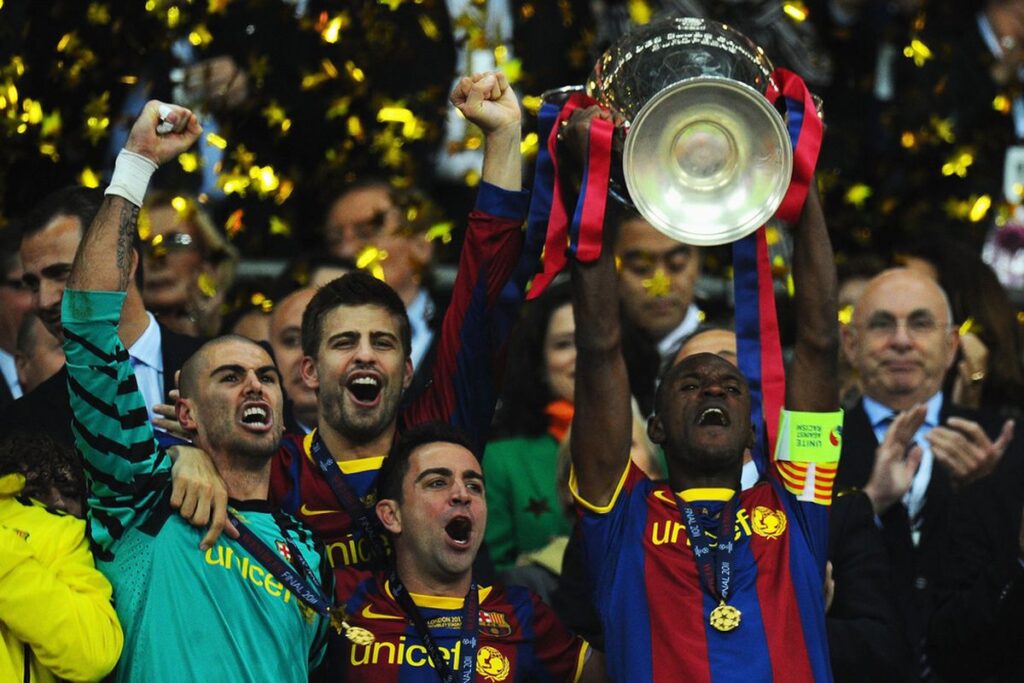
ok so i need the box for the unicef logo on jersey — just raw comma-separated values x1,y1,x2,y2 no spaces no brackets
477,646,511,681
751,506,787,539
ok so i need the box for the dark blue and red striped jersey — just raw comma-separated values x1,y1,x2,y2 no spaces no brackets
270,184,528,600
572,411,841,682
326,575,589,682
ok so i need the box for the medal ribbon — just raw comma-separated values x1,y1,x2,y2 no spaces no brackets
229,510,337,627
676,494,739,606
734,68,822,469
390,571,479,683
516,102,562,293
308,430,389,566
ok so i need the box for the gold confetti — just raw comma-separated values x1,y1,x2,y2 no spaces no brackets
87,3,111,24
968,195,991,222
345,61,365,83
929,116,955,144
426,222,454,245
844,183,872,207
356,245,388,281
904,39,932,67
189,24,213,47
993,94,1012,114
197,272,217,298
321,15,346,44
642,268,671,298
205,132,228,149
628,0,652,25
418,14,441,40
79,167,101,188
225,209,245,237
941,148,974,177
838,305,854,325
958,317,982,336
783,2,808,22
269,215,290,236
520,131,539,156
178,152,199,172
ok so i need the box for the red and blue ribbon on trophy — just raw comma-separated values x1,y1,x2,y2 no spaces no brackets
521,68,823,466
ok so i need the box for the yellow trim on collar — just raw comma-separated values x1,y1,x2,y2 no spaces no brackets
303,430,384,473
677,488,736,502
385,581,493,609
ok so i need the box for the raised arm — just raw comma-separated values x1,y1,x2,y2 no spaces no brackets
786,182,839,412
567,108,633,507
403,72,527,448
67,101,200,293
62,102,201,553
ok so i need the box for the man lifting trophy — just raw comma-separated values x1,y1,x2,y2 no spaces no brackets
531,15,843,682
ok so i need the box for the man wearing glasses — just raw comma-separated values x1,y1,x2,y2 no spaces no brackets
837,266,1017,675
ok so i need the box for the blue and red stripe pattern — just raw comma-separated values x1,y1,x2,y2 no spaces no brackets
574,457,835,682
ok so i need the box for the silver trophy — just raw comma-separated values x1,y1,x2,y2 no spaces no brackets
583,16,794,246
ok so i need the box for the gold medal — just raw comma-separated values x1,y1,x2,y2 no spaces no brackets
329,606,376,644
709,601,741,632
343,626,376,646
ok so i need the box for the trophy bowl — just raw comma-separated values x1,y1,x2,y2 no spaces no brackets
585,16,793,246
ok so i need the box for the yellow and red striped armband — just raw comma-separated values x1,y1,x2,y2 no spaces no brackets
774,409,843,505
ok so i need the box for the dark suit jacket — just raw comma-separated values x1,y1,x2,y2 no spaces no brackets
926,442,1024,682
0,324,203,446
0,372,13,411
836,397,1019,675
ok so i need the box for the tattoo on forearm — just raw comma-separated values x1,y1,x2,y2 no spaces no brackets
116,202,140,290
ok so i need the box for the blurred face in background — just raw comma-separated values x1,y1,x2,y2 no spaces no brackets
323,186,432,305
142,203,205,312
270,288,318,427
20,215,83,339
543,302,576,404
616,217,700,340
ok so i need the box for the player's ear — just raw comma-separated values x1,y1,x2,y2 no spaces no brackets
300,356,320,391
647,414,665,444
376,499,402,534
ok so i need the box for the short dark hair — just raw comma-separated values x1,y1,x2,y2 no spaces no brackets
0,223,23,280
20,186,103,242
20,186,145,291
377,421,478,503
177,334,272,398
0,432,84,514
300,271,411,359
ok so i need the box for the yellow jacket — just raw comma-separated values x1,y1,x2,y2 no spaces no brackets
0,474,123,682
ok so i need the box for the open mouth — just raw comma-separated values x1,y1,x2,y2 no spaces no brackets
240,403,271,431
346,374,382,405
697,407,729,427
445,516,472,547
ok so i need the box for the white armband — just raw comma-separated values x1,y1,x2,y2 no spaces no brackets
104,149,158,207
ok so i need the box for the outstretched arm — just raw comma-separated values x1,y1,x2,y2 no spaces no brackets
403,72,526,448
786,182,839,412
63,102,201,553
567,108,633,507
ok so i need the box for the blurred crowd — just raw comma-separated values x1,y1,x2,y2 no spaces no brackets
3,1,1024,682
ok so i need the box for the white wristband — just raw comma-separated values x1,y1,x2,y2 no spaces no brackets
105,150,159,207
